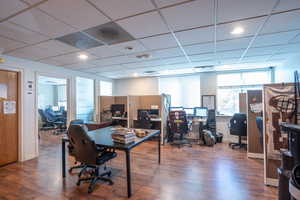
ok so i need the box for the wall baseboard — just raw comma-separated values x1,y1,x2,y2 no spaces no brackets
265,178,278,187
247,152,264,159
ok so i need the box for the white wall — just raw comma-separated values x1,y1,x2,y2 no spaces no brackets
0,55,111,162
113,77,159,96
275,54,300,82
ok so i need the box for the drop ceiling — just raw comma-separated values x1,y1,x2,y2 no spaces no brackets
1,0,300,79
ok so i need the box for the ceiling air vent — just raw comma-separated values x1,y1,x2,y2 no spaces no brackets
56,32,103,49
143,70,157,75
194,65,214,69
84,22,134,45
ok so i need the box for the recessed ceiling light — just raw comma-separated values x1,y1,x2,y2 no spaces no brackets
133,72,138,77
231,27,244,35
78,54,88,60
136,54,151,59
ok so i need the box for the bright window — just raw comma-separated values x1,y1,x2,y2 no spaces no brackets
217,70,271,115
76,77,95,122
100,81,112,96
159,74,200,107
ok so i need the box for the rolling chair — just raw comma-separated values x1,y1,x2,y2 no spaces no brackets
168,110,190,147
44,108,67,134
203,109,216,134
229,113,247,149
136,111,152,129
68,125,117,193
38,109,56,129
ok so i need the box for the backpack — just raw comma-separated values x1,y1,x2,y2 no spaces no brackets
203,130,216,146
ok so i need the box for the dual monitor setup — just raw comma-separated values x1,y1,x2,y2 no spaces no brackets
170,107,208,118
110,104,160,119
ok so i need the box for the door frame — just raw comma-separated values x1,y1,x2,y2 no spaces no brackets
35,73,71,155
0,66,23,162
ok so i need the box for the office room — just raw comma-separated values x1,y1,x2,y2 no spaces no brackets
0,0,300,199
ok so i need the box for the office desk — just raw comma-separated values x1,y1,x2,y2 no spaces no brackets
61,126,161,198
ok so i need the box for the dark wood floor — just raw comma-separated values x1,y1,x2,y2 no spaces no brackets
0,131,277,200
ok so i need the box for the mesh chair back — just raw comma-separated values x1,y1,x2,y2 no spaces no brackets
229,113,247,136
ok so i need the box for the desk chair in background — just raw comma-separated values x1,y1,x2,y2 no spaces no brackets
168,110,190,147
229,113,247,149
136,110,152,129
68,125,117,193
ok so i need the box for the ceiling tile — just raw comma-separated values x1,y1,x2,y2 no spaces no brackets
151,47,184,59
267,53,294,61
0,36,27,53
218,0,276,23
109,40,147,54
175,26,214,45
0,22,49,44
252,31,300,47
184,43,214,55
63,63,96,70
217,17,266,40
277,43,300,54
90,0,155,20
87,46,122,58
90,55,136,66
160,0,214,31
0,0,28,20
245,46,279,57
161,56,188,65
189,53,214,62
9,8,76,38
261,10,300,34
291,33,300,43
39,57,64,66
154,0,186,8
217,37,251,51
6,45,56,60
242,55,269,62
34,39,79,55
140,33,178,50
49,52,98,65
275,0,300,12
217,49,244,59
29,0,110,31
117,11,169,38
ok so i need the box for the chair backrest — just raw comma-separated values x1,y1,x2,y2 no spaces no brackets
38,109,48,122
169,110,188,134
207,109,216,123
229,113,247,136
68,125,99,165
137,111,152,129
70,119,84,125
45,108,57,121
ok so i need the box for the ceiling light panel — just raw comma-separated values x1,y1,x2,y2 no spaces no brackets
217,17,266,40
56,32,104,49
218,0,276,23
175,27,214,45
9,8,76,38
261,10,300,34
140,33,178,50
160,0,214,31
0,22,49,44
0,0,28,21
84,22,135,45
117,11,169,38
89,0,155,20
25,0,110,31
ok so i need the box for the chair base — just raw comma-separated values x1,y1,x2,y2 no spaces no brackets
170,139,192,148
76,167,113,193
229,142,247,149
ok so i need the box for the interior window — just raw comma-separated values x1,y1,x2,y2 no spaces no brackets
100,81,113,96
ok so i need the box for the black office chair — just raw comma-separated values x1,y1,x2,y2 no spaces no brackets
229,113,247,149
255,116,264,148
136,111,152,129
68,125,117,193
203,109,216,134
44,108,67,134
38,109,56,129
67,120,86,174
168,110,190,147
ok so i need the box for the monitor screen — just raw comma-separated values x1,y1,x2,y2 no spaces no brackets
195,107,208,117
111,104,125,115
183,108,194,115
149,109,159,116
52,106,59,112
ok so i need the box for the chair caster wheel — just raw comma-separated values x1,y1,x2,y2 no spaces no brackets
88,187,93,193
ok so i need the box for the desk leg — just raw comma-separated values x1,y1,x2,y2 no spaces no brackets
158,134,161,164
62,140,66,178
125,150,132,198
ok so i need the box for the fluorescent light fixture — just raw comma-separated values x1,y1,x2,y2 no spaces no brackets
78,54,88,60
231,27,244,35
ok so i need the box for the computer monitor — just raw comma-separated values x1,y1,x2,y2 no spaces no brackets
52,106,59,112
183,108,194,115
137,109,150,119
111,104,125,116
195,107,208,117
149,109,159,116
170,107,183,111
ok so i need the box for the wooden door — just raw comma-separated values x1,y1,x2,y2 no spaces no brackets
0,70,18,166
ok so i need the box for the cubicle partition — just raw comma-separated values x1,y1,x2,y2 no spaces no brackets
247,90,263,159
